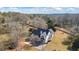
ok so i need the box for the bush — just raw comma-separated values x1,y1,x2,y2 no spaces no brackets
0,34,18,50
63,34,79,51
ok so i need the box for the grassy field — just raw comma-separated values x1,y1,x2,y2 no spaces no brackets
44,28,69,51
0,34,11,42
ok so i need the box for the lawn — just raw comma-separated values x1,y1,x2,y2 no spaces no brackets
44,28,69,51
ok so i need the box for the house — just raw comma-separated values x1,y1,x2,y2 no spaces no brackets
27,28,54,46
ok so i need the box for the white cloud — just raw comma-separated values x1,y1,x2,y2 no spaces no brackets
8,7,20,12
54,7,63,11
66,8,76,11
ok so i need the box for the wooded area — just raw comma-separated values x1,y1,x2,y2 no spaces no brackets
0,12,79,51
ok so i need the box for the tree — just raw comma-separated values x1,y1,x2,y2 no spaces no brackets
63,34,79,51
70,35,79,51
46,18,56,31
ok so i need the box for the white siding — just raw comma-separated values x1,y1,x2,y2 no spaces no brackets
45,32,51,43
45,29,54,43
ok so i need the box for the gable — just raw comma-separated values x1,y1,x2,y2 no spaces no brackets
40,31,47,39
32,28,49,38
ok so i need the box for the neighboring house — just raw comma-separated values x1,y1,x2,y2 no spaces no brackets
27,28,54,46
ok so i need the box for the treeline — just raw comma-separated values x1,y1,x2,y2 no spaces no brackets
42,14,79,34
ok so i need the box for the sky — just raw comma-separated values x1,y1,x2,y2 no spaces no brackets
0,7,79,14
